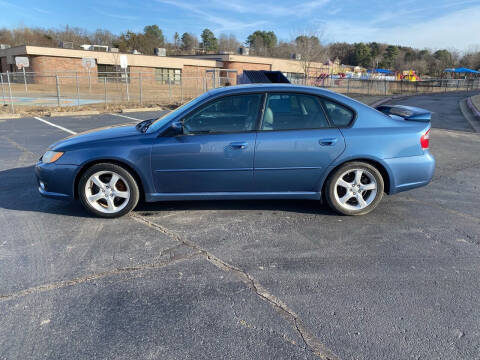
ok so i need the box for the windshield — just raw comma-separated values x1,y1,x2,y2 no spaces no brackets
146,92,210,133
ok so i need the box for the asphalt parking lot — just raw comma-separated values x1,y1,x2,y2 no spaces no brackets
1,91,480,360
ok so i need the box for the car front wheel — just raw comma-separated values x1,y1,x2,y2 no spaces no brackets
325,162,384,216
78,163,139,218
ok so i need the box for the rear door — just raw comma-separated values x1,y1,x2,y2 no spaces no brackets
253,92,345,192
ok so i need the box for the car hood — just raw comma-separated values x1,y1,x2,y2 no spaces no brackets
50,124,140,150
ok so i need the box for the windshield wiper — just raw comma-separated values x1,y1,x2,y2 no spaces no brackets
136,119,153,133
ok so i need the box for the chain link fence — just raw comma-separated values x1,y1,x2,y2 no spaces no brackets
0,71,232,113
1,70,479,114
291,77,480,96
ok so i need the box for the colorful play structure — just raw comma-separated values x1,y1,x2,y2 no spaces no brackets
397,70,421,82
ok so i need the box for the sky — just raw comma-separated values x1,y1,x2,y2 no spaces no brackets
1,0,480,51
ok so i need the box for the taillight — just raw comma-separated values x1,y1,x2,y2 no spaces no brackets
420,129,430,149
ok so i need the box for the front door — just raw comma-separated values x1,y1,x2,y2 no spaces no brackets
151,93,263,193
254,92,346,192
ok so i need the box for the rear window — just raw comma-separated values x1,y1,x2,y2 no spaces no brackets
322,99,354,127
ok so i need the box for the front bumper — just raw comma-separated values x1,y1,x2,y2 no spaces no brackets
35,161,79,200
385,151,435,194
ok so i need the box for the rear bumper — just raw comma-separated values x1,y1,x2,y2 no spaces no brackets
35,161,79,200
385,151,435,194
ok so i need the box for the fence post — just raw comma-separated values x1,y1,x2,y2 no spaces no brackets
139,73,143,105
55,74,61,107
23,67,28,95
104,77,107,107
168,78,172,102
6,71,14,114
346,78,350,95
75,72,80,106
181,77,184,103
125,69,130,102
384,78,387,96
0,73,6,105
88,68,92,93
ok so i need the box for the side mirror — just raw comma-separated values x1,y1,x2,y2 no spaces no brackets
171,120,183,134
162,120,183,137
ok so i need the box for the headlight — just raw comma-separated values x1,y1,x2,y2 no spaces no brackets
42,151,64,163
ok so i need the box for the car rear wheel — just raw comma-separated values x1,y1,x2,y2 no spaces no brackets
325,162,384,216
78,163,139,218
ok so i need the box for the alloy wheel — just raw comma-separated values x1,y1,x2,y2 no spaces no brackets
84,170,130,214
333,168,377,211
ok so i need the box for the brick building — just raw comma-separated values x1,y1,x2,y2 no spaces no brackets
0,45,351,85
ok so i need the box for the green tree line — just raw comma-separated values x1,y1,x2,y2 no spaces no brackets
1,26,479,76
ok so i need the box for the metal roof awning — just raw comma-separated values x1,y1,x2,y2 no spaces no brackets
239,70,290,84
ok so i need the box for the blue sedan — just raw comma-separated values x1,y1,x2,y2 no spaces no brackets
35,84,435,218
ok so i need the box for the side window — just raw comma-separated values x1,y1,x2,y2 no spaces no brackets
261,93,329,131
322,99,354,127
183,94,262,134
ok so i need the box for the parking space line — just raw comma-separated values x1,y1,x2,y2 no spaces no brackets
33,117,77,135
110,113,143,122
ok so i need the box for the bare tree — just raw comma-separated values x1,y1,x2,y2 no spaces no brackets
294,30,326,78
218,33,240,53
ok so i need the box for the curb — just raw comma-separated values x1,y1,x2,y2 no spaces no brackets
121,107,163,113
48,110,101,117
462,97,480,133
0,114,22,119
466,97,480,118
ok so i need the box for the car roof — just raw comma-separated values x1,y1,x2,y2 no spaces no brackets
206,83,336,97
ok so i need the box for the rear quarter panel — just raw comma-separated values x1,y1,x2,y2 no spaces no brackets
324,97,432,193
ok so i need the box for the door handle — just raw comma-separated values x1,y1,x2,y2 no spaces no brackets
230,142,248,149
319,138,338,146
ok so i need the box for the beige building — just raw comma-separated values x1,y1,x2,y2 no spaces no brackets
0,45,354,85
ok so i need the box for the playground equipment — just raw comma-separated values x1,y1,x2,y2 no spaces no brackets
398,70,421,82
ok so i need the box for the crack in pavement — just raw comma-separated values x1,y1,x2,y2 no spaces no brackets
130,212,340,360
0,245,199,302
228,298,309,357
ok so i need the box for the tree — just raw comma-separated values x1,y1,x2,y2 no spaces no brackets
181,32,197,52
173,32,180,52
91,29,117,46
143,25,164,53
294,32,325,78
368,42,386,68
381,45,399,68
327,42,355,65
246,30,277,56
271,40,296,59
200,28,218,52
353,43,372,68
218,33,240,53
117,31,147,53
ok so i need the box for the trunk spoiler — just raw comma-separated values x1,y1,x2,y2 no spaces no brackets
376,105,431,122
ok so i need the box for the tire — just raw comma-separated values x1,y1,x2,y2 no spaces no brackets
325,161,384,216
78,163,140,218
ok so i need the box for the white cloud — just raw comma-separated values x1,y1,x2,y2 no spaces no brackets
156,0,267,32
323,5,480,50
208,0,330,17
